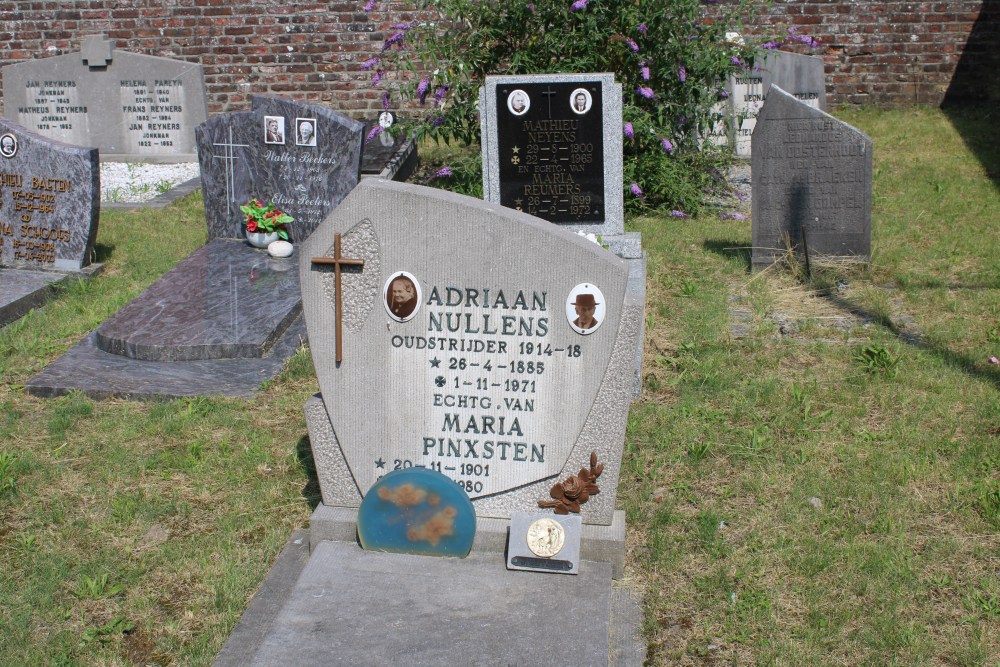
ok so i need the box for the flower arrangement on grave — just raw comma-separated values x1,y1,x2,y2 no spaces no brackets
240,198,293,241
538,451,604,515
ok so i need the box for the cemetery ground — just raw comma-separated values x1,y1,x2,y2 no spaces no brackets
0,106,997,665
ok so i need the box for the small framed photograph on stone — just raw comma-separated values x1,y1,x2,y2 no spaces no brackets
0,132,17,158
264,116,285,145
384,271,421,322
566,283,605,335
295,117,317,147
506,89,530,116
570,88,592,115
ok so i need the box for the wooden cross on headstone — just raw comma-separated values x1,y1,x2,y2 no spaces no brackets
310,233,364,363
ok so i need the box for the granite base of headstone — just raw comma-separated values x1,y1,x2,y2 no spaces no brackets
214,179,646,665
0,116,103,327
28,96,364,399
2,35,208,163
751,86,872,270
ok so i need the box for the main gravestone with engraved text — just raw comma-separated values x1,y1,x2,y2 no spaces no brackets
752,86,872,270
730,50,827,157
196,95,364,243
2,36,207,162
0,116,102,327
213,179,646,666
26,98,364,399
480,74,641,258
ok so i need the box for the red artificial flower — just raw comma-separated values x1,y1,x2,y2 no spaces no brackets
247,220,258,232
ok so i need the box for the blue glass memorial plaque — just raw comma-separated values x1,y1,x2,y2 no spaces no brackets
358,468,476,558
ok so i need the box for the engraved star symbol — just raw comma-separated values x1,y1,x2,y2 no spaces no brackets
512,146,520,154
514,198,523,207
375,457,385,469
430,357,441,368
435,376,446,387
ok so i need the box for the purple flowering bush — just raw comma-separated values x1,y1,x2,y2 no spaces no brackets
369,0,762,213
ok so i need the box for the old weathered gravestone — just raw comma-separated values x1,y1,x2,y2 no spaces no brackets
196,95,364,243
26,98,365,399
751,86,872,270
213,180,647,665
731,50,827,157
480,74,641,258
2,35,207,162
0,116,102,327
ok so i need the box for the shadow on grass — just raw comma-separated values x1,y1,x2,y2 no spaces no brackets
93,242,115,264
705,237,1000,389
702,239,751,271
295,435,322,510
941,1,1000,191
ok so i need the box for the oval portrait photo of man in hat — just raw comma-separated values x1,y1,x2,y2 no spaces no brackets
565,284,606,335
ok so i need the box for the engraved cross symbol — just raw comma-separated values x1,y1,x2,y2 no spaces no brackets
311,233,364,363
212,127,249,219
540,86,559,119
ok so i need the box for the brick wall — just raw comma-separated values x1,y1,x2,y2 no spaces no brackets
0,0,995,118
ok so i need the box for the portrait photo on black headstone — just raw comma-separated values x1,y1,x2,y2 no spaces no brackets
570,88,592,115
384,272,421,322
264,116,285,145
507,90,530,116
296,118,317,146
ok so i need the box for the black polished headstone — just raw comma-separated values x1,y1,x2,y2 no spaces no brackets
751,86,872,270
0,116,99,272
2,35,207,162
494,80,605,224
196,95,364,243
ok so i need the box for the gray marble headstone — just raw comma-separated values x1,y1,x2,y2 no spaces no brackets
730,50,827,157
751,86,872,270
2,35,207,162
480,73,623,238
299,180,644,525
0,115,98,271
196,95,364,243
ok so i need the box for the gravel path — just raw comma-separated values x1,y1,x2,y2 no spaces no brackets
100,162,200,203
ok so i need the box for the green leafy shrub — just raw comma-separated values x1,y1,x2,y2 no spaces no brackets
365,0,766,214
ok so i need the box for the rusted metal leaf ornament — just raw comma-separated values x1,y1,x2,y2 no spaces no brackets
538,451,603,515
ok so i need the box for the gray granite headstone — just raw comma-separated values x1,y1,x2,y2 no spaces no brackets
196,95,364,243
730,50,827,157
2,35,207,162
299,180,644,526
480,73,624,239
751,86,872,270
0,116,98,272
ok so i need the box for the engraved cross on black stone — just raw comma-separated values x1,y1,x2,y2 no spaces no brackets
310,233,364,363
540,86,558,118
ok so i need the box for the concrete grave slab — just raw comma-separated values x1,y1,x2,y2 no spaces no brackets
751,86,872,270
221,540,614,667
2,35,207,162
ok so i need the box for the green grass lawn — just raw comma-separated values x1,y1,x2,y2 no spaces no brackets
1,106,998,665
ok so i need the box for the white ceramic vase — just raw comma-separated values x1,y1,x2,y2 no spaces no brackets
246,231,279,248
